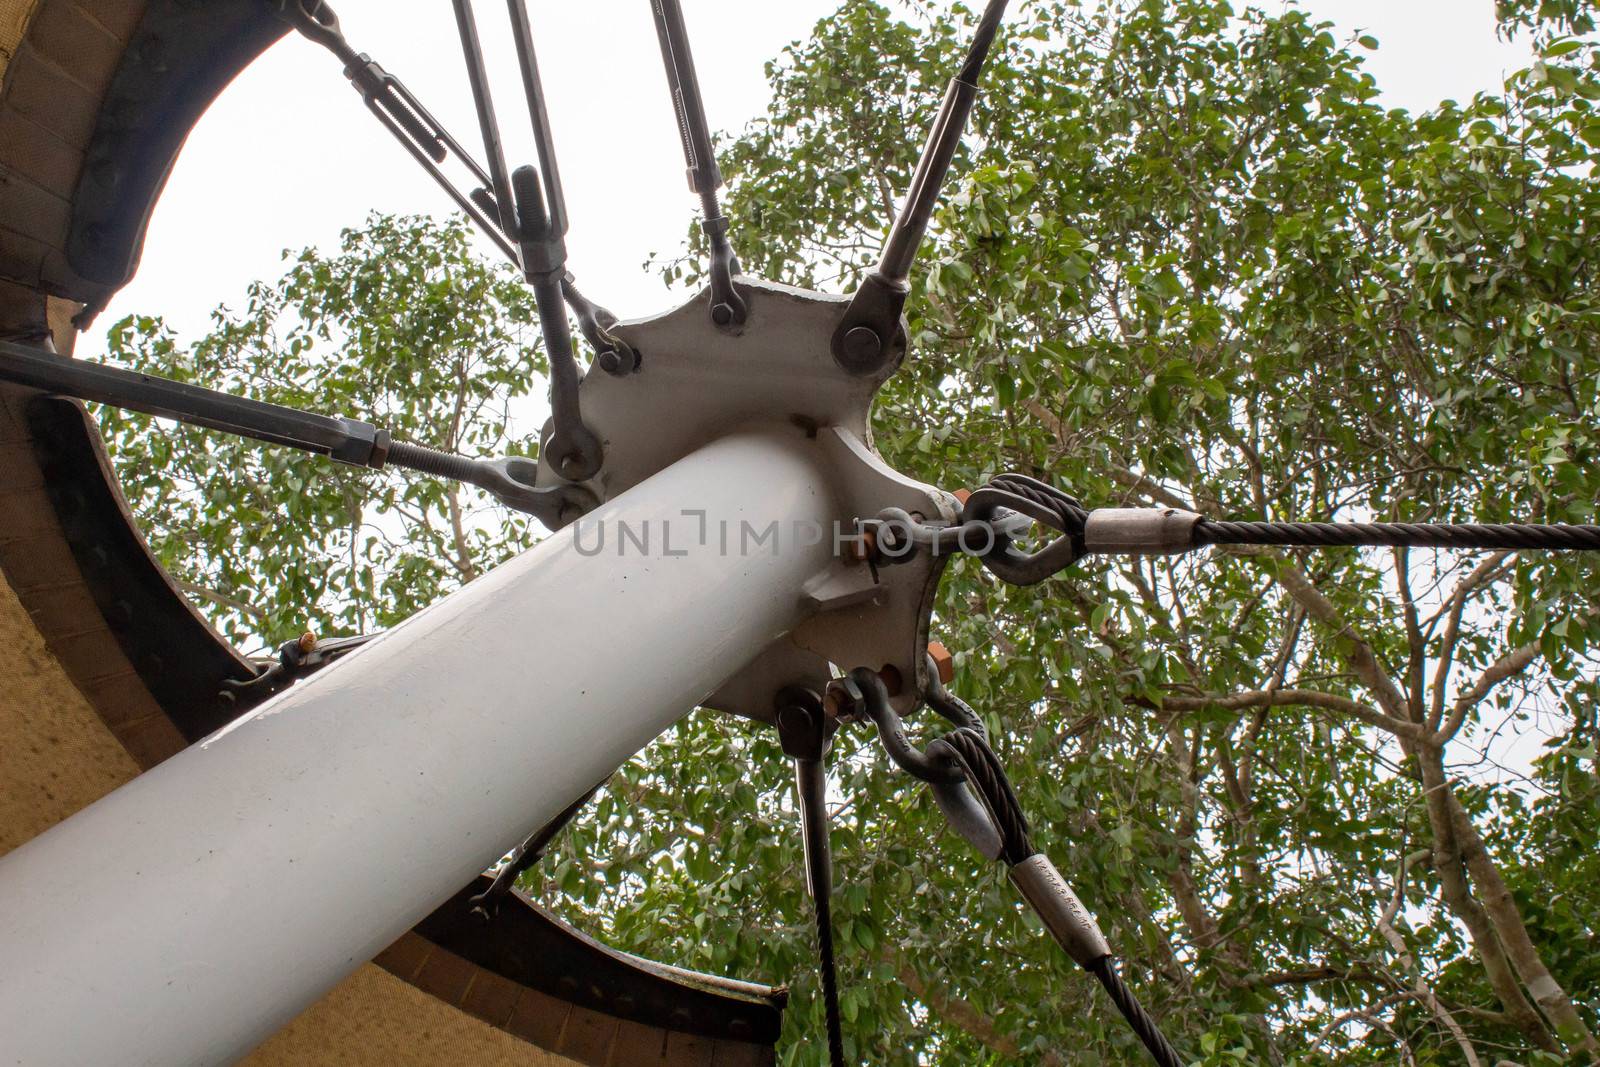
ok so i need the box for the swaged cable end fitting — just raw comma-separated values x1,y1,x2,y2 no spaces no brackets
1082,507,1202,556
1008,853,1111,968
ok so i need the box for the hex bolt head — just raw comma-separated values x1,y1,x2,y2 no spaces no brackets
297,632,317,654
927,641,955,685
824,676,865,720
711,302,734,326
597,349,621,375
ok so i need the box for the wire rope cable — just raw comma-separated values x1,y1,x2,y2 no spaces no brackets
1086,957,1186,1067
1193,518,1600,551
814,872,848,1067
927,726,1187,1067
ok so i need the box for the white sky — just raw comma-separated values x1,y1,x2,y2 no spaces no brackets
76,0,1538,361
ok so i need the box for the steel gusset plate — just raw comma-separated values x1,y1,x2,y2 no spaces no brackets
538,277,958,723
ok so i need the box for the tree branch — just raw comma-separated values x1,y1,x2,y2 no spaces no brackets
178,579,266,623
1137,688,1422,741
1428,551,1513,731
1376,847,1482,1067
894,957,1064,1066
1436,641,1540,743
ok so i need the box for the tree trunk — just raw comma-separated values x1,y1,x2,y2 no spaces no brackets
1414,748,1560,1053
1430,749,1599,1056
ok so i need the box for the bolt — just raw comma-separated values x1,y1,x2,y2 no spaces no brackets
952,488,972,506
90,159,120,190
298,632,317,654
711,302,733,325
558,453,582,479
845,526,879,565
841,325,883,368
824,676,865,720
927,641,955,685
597,349,621,375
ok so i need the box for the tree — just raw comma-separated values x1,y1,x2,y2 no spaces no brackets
100,214,543,650
101,2,1599,1064
1497,0,1598,42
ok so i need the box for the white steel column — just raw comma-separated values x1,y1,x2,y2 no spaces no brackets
0,430,839,1066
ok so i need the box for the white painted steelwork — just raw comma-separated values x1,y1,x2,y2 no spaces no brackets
556,278,960,720
0,431,839,1067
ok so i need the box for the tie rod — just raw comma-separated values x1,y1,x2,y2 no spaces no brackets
0,340,591,526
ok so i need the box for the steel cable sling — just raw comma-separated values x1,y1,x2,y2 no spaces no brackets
844,461,1600,1064
935,729,1183,1067
865,472,1600,591
826,664,1187,1067
776,691,850,1067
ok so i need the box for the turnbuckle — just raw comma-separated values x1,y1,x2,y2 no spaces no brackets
648,0,748,329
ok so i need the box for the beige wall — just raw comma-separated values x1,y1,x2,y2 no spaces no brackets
247,965,569,1067
0,564,139,853
0,0,35,69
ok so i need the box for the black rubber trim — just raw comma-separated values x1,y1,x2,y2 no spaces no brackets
25,396,258,740
65,0,290,288
418,877,786,1046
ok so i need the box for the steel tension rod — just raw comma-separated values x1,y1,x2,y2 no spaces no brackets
0,340,592,527
648,0,747,328
271,0,635,376
451,0,603,480
831,0,1011,377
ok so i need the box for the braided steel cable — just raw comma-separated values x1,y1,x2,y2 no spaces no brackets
956,0,1014,84
987,473,1089,532
1087,958,1185,1067
934,728,1032,863
1194,518,1600,551
849,666,1189,1066
934,726,1186,1067
813,876,847,1067
985,476,1088,552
